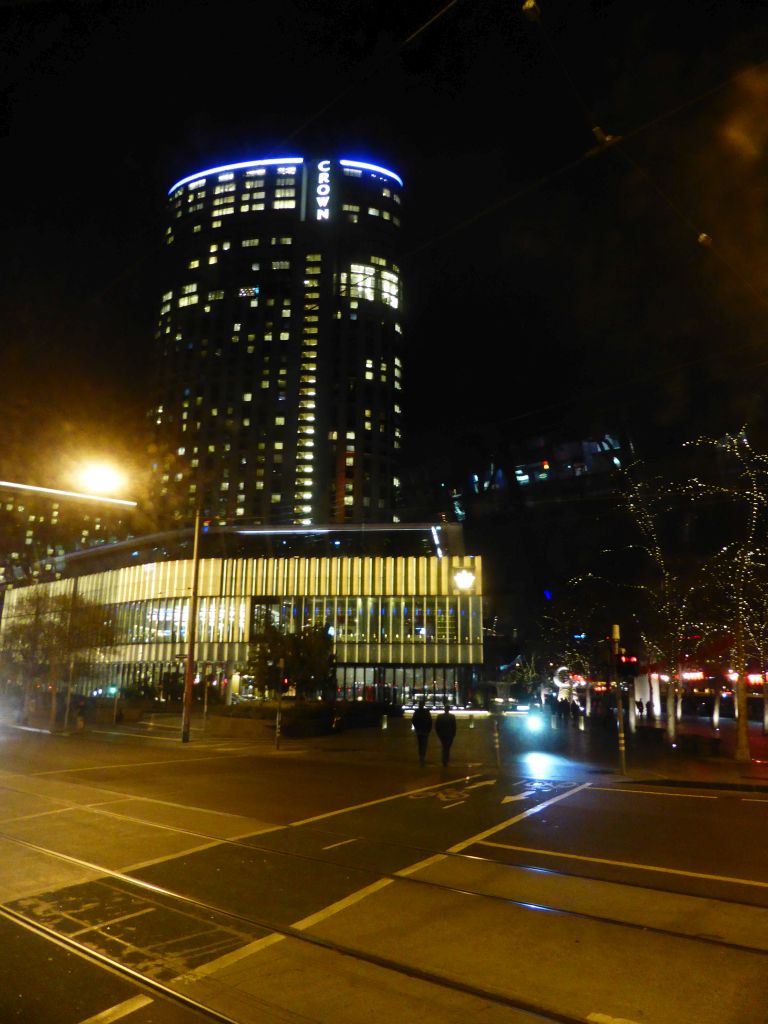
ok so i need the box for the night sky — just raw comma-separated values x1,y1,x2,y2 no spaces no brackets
3,0,768,496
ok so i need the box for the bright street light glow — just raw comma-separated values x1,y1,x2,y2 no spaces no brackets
79,463,125,496
0,479,136,507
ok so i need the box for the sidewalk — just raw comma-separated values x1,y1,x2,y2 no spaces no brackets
2,699,767,790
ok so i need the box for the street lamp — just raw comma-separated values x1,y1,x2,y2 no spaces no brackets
181,505,202,743
78,462,127,498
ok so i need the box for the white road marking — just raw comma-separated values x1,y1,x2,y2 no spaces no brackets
447,783,592,854
479,841,768,889
743,798,768,803
465,780,495,790
176,932,286,981
0,774,265,820
181,785,586,981
0,806,99,824
120,827,281,873
71,908,153,937
292,877,394,931
75,995,153,1023
442,801,466,809
590,786,717,800
33,752,247,775
501,792,535,804
322,837,360,850
587,1013,641,1024
397,854,447,876
288,775,481,828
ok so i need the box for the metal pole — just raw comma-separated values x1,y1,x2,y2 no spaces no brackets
181,506,202,743
275,656,284,750
612,624,627,775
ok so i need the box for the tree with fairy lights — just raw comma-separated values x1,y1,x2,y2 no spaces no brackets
685,429,768,760
572,461,706,745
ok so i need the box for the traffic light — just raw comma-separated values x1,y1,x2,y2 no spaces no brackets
617,653,639,679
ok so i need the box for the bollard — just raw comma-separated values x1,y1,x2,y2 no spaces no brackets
469,715,475,729
381,714,388,730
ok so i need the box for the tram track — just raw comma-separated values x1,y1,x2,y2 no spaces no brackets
0,830,595,1024
2,776,768,1023
1,780,768,969
2,774,767,920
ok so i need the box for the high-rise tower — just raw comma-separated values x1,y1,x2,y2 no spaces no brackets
150,155,404,527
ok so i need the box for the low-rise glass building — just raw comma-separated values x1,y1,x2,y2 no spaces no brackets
0,524,482,705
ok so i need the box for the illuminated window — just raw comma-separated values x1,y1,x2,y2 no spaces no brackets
273,200,296,209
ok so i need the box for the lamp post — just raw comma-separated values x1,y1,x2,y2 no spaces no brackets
453,565,476,710
181,505,202,743
611,623,627,775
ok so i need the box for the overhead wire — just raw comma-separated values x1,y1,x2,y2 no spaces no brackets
402,3,768,440
277,0,464,149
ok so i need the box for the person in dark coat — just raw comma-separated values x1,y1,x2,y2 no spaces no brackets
412,697,432,766
435,700,457,766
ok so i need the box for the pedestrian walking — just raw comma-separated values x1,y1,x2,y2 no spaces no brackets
412,697,432,766
635,699,644,719
435,700,457,766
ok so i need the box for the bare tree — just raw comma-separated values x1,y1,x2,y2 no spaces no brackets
1,585,116,727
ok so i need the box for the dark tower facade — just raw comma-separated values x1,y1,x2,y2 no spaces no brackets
150,155,404,527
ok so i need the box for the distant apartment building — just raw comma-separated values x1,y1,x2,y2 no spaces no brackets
0,481,135,592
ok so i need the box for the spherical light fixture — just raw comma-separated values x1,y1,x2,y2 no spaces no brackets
453,569,475,590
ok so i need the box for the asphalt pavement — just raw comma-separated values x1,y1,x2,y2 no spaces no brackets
0,706,767,1023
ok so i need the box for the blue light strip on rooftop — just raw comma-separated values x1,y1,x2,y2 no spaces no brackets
340,159,403,187
168,157,305,195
